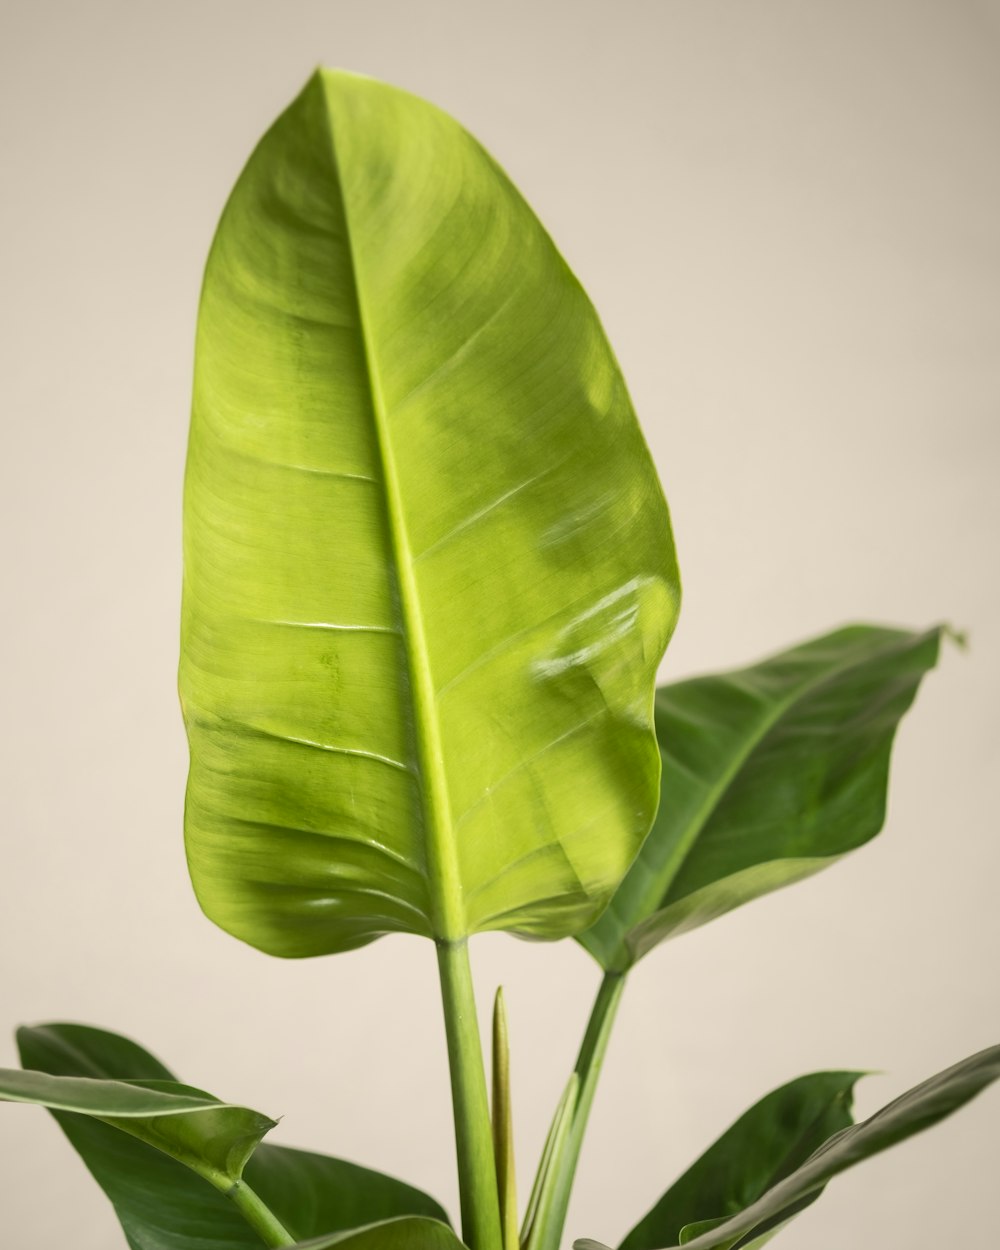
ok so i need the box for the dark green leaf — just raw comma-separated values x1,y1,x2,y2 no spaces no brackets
181,67,679,958
289,1216,467,1249
247,1145,449,1244
580,625,942,971
576,1044,1000,1250
2,1043,273,1191
17,1022,448,1250
619,1072,861,1250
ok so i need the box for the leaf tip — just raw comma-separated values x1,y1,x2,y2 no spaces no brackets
942,623,969,652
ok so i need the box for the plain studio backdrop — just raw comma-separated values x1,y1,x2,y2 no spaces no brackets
1,2,998,1247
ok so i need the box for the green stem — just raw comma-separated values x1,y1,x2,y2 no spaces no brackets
437,938,503,1250
226,1178,295,1247
535,970,626,1250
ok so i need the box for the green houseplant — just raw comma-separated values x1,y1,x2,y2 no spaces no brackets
1,69,996,1250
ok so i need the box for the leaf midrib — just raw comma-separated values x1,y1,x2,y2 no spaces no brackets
0,1072,227,1118
317,77,465,941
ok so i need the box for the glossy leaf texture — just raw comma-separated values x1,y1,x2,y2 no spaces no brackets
17,1023,449,1250
618,1072,862,1250
577,1044,1000,1250
180,68,680,957
2,1042,273,1191
580,625,941,971
289,1217,467,1250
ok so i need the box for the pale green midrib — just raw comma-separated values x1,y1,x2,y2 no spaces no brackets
317,81,465,941
0,1083,227,1117
620,635,926,945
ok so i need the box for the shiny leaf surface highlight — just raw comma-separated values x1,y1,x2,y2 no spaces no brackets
17,1023,449,1250
180,68,679,957
1,1049,272,1191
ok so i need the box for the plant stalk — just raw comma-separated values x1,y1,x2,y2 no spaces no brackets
437,938,503,1250
226,1178,295,1247
535,969,626,1250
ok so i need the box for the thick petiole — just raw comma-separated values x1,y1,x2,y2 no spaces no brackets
437,938,503,1250
226,1178,295,1247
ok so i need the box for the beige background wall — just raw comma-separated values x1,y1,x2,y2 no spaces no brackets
2,2,998,1247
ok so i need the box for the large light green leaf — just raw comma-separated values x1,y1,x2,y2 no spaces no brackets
580,625,941,971
618,1072,862,1250
17,1022,449,1250
180,68,679,958
1,1039,273,1192
576,1044,1000,1250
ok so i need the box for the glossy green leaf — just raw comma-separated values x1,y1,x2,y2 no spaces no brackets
1,1046,273,1192
580,625,941,971
289,1216,467,1249
618,1072,862,1250
576,1044,1000,1250
180,68,679,958
17,1022,449,1250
